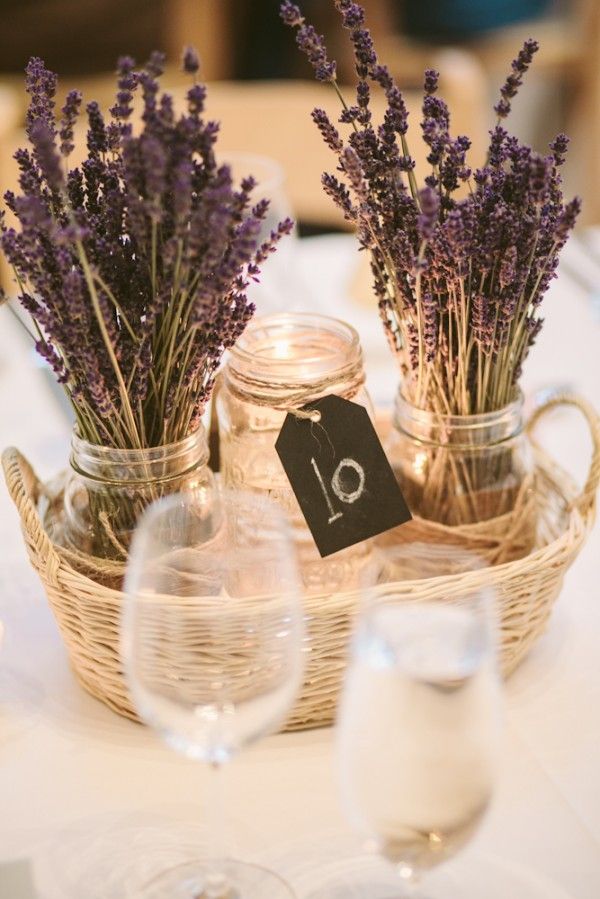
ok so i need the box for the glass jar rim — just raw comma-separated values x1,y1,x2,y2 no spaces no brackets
71,425,207,463
394,390,524,428
228,312,362,385
394,390,524,447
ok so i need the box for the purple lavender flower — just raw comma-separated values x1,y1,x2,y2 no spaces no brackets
59,90,82,157
86,101,108,155
494,38,539,119
29,119,63,192
472,294,495,352
312,108,343,153
279,4,336,81
321,172,356,223
417,187,439,240
110,57,138,129
145,50,165,78
424,69,439,95
25,57,57,138
280,1,304,26
550,133,569,167
421,292,438,361
182,46,200,75
335,0,365,29
555,197,581,242
528,153,549,204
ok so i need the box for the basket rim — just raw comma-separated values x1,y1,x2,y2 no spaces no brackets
36,445,593,601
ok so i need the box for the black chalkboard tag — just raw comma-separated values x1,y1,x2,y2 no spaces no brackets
275,394,412,557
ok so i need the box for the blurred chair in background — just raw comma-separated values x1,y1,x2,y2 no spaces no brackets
0,0,488,237
0,66,487,237
356,0,600,221
0,0,233,80
0,0,597,292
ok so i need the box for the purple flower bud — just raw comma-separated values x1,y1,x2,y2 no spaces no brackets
86,101,108,155
335,0,366,29
494,38,539,118
187,84,207,116
424,69,439,95
528,153,549,204
417,187,440,240
556,197,581,242
182,46,200,75
145,50,165,78
29,119,63,192
279,1,304,26
550,133,569,166
60,89,82,157
312,108,343,153
280,2,339,81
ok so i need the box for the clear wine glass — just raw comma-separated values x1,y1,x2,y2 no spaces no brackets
219,151,299,314
219,151,295,241
121,487,305,898
336,543,501,897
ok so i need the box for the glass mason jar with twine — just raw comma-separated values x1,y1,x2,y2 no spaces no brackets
218,312,374,593
55,426,214,562
386,390,535,531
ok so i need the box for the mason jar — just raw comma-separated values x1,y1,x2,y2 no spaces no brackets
386,390,534,528
218,312,374,592
58,426,214,561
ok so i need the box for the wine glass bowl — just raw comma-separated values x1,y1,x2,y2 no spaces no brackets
218,151,295,243
337,544,501,892
218,151,298,314
121,487,305,897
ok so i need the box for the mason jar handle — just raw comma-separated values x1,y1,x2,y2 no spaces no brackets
1,447,62,585
526,393,600,515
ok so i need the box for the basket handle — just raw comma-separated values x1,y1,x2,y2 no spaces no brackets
1,446,62,581
526,393,600,515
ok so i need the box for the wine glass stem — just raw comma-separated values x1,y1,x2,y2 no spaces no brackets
204,760,231,897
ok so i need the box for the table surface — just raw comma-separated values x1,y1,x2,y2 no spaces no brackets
1,234,599,899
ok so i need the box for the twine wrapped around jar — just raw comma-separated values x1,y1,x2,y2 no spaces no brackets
223,363,366,421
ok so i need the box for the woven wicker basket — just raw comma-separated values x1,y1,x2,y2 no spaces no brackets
3,393,599,731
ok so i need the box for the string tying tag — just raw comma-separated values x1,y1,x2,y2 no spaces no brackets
290,407,321,423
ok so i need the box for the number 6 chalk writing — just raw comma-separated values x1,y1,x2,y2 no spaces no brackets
311,457,366,524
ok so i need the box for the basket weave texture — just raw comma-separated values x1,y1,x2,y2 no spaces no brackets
3,394,599,731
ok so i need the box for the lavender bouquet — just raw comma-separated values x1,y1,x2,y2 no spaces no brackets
2,51,291,449
2,51,291,557
281,1,579,528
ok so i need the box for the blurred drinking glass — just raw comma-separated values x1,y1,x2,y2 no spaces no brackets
122,487,305,898
337,543,501,896
220,152,297,313
220,151,294,239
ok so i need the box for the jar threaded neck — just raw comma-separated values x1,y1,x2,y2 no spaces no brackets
393,392,524,448
70,426,209,485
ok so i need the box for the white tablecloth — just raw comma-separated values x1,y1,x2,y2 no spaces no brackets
0,235,599,898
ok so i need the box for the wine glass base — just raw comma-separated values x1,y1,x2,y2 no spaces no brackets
139,858,296,899
266,831,574,899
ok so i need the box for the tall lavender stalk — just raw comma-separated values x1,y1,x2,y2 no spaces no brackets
2,52,293,451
